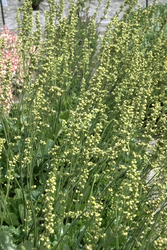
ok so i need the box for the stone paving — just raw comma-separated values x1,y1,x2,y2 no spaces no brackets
0,0,167,36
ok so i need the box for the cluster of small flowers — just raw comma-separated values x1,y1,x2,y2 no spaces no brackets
0,26,20,76
0,85,13,113
0,26,23,113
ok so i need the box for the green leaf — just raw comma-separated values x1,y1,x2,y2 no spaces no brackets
59,110,69,121
44,139,54,156
31,190,40,201
17,241,33,250
14,189,23,200
82,185,91,202
55,122,63,138
3,213,19,227
1,226,21,238
0,231,16,250
18,204,24,224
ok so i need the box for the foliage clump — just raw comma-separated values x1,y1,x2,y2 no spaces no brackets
0,0,167,249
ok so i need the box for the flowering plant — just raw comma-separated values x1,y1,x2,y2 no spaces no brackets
1,1,167,249
0,26,22,113
0,27,20,76
0,26,38,113
18,0,42,10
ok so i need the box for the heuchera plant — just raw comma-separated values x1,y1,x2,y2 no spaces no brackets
0,27,20,76
1,1,167,249
0,26,36,113
0,26,22,113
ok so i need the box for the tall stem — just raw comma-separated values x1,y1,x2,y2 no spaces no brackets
116,206,119,250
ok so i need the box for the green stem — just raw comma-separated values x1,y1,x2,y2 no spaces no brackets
116,206,119,250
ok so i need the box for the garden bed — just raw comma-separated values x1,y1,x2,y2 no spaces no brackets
0,1,167,249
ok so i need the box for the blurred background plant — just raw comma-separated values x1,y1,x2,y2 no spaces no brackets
0,0,167,249
0,26,20,113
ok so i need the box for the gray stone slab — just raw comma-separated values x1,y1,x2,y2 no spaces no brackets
0,0,166,36
2,0,8,7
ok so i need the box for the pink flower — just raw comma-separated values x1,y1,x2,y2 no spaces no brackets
0,26,19,113
0,26,39,113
